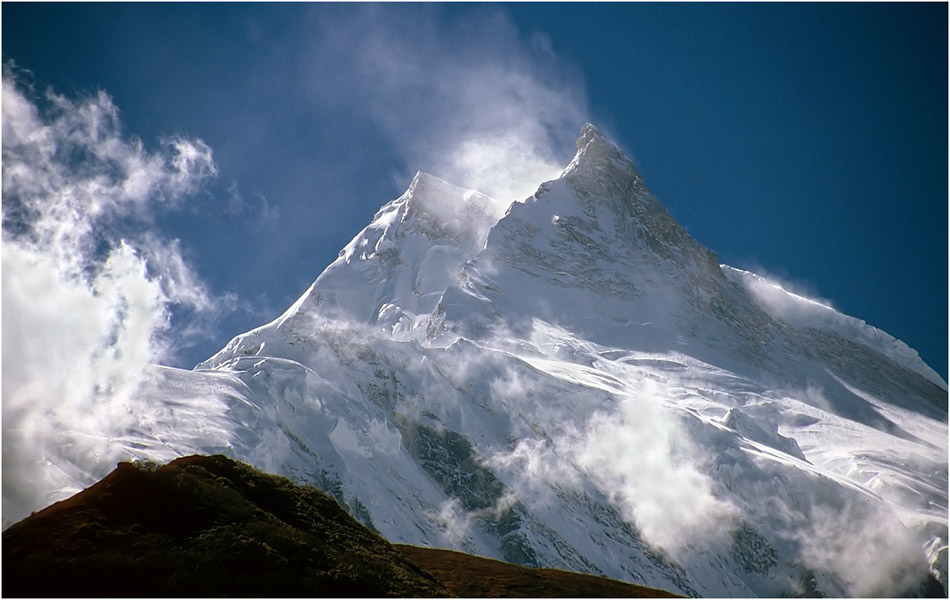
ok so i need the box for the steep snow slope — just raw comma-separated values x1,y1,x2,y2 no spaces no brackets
7,125,946,597
273,171,509,334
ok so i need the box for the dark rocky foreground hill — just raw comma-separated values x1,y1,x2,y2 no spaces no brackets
2,454,679,598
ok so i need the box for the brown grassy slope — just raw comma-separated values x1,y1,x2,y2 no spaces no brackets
398,544,681,598
2,455,446,597
3,454,680,598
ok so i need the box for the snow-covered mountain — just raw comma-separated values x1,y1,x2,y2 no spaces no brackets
8,124,947,596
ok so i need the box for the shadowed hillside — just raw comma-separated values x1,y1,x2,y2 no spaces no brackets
398,544,680,598
2,455,446,597
2,455,679,598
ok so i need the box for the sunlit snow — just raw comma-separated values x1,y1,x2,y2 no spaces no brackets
5,124,946,597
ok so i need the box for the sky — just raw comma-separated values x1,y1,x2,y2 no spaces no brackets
2,2,947,382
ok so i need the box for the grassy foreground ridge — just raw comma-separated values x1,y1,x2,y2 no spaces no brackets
2,454,679,598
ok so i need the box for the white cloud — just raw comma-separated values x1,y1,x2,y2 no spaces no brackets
571,383,738,554
305,5,588,204
486,373,737,556
427,497,475,547
796,500,931,597
1,69,225,526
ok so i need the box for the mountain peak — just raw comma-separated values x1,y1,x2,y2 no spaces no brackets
45,122,943,600
406,170,467,204
550,124,719,278
564,123,639,180
578,122,606,145
428,123,725,353
401,171,509,244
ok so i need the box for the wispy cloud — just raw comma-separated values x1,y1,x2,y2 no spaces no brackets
723,264,946,387
572,385,738,553
1,66,228,525
724,265,835,323
795,499,931,597
483,366,737,558
304,5,588,203
225,180,280,232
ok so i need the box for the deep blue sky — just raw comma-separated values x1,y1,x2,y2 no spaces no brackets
3,3,946,379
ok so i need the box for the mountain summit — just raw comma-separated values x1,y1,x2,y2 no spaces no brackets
7,125,947,597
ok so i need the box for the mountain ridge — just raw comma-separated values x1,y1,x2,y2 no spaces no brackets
5,123,946,597
3,454,679,598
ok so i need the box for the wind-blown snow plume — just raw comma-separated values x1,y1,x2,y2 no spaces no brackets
797,500,932,597
305,5,587,203
486,376,737,556
1,68,226,525
723,265,947,388
573,386,737,554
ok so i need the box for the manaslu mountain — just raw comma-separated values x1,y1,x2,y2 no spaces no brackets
5,125,946,597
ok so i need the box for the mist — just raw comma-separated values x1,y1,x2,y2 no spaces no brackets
1,69,226,525
303,5,588,204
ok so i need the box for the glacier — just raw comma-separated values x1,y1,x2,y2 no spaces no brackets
5,124,946,597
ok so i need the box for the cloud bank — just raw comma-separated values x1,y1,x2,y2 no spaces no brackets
1,67,228,525
304,5,588,203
